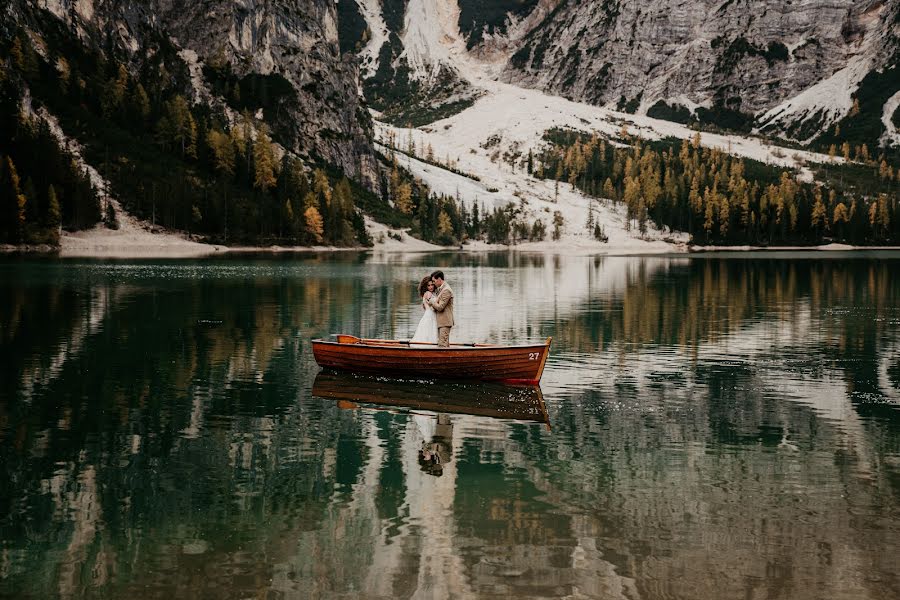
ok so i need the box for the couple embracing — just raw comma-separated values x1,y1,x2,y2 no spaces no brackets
411,271,454,347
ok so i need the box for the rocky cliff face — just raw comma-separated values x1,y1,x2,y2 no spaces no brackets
348,0,900,146
13,0,376,184
501,0,899,125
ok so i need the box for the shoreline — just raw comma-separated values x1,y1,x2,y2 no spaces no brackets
688,243,900,253
4,238,900,259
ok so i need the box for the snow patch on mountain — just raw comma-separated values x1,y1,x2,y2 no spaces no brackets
757,57,872,143
377,99,690,254
879,90,900,147
355,0,389,77
401,0,465,81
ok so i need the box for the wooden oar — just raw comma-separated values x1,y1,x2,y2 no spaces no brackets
333,334,483,347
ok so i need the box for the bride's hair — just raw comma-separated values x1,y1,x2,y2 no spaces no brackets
418,275,433,297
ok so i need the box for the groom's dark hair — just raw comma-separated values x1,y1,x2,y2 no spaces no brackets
431,270,444,281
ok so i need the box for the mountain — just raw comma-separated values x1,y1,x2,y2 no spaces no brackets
3,0,899,251
340,0,899,249
345,0,900,150
1,0,379,247
15,0,375,178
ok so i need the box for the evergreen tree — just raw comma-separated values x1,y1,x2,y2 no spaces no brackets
552,211,564,241
304,206,324,243
810,188,827,239
252,126,277,192
46,184,61,244
437,210,453,243
2,157,26,243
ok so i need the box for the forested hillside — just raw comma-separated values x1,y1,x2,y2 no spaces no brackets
538,129,900,245
1,2,377,248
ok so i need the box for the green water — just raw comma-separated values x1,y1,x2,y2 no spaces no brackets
1,252,898,599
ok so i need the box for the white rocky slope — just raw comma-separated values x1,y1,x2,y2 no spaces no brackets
504,1,894,109
364,0,842,253
360,1,900,146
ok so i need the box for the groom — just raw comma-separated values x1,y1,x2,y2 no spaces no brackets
428,270,454,347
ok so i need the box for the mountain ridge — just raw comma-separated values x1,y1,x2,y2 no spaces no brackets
348,0,900,150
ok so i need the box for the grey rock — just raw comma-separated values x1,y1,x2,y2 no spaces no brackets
500,0,898,118
16,0,378,187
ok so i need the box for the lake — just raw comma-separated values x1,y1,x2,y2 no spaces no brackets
1,252,898,599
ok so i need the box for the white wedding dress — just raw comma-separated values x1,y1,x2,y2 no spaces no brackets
411,298,439,344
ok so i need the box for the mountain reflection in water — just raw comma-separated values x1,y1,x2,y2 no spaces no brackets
0,253,898,599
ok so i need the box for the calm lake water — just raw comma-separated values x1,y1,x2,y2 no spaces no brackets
1,252,899,600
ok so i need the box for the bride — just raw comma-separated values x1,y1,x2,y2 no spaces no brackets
411,275,439,344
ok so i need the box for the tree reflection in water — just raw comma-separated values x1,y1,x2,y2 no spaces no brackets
0,253,898,599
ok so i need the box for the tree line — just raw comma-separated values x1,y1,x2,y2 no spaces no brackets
0,79,100,245
535,129,899,245
380,150,562,245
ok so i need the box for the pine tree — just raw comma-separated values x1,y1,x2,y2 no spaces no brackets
103,64,129,117
833,202,850,226
253,127,277,191
623,176,641,228
329,178,356,245
10,37,24,70
313,169,332,205
131,83,151,122
304,206,324,243
878,194,890,234
208,129,236,177
688,177,702,214
3,157,27,243
603,177,615,200
104,200,119,229
395,182,413,214
703,188,715,235
157,95,198,157
811,188,827,237
738,183,751,227
437,210,453,242
718,194,730,238
46,184,61,244
552,210,564,241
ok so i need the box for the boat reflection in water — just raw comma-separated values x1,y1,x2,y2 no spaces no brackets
312,372,550,477
312,371,550,426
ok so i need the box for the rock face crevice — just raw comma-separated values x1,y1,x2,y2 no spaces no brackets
501,0,898,118
17,0,376,186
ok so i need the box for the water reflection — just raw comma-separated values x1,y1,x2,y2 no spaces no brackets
313,372,551,426
0,253,898,599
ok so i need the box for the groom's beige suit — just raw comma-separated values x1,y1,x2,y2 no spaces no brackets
429,282,454,347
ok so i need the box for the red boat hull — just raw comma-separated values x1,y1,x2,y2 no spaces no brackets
312,335,552,384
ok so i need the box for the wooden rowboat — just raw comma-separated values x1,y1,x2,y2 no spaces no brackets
312,372,550,426
312,334,552,385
